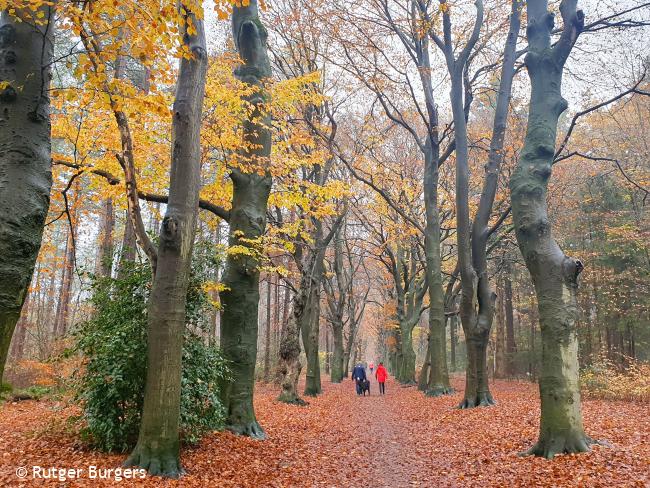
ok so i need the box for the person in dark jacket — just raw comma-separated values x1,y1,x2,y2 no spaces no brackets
351,363,367,395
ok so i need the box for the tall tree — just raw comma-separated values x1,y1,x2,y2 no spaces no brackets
510,0,593,458
219,0,272,438
333,0,455,396
428,0,485,403
431,0,522,407
0,5,54,382
124,2,207,476
95,198,115,277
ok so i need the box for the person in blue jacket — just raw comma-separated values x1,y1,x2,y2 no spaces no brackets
351,363,367,395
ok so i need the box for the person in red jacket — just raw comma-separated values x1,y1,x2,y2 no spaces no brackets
375,362,388,395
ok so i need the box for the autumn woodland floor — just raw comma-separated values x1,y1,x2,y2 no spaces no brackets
1,376,649,487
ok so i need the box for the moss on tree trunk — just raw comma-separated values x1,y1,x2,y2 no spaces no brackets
395,325,416,384
330,323,344,383
277,292,306,405
219,0,272,438
511,0,594,458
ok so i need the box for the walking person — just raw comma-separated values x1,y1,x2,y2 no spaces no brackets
351,362,367,395
369,362,374,375
375,362,387,395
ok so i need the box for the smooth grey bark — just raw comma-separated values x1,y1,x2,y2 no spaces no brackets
385,0,452,396
331,322,344,382
504,262,517,376
410,20,453,396
435,0,520,408
324,231,346,383
219,0,272,438
263,275,272,382
323,223,361,384
449,313,458,371
118,213,137,276
123,5,207,477
53,220,76,336
340,1,452,394
302,285,322,396
423,138,451,396
511,0,593,458
10,280,31,362
495,278,506,378
95,197,115,277
301,220,326,397
436,0,489,409
0,6,54,382
324,326,330,375
391,244,427,384
342,284,365,379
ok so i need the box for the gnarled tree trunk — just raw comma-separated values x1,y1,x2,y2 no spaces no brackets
0,6,54,382
277,291,306,405
511,0,593,458
124,4,207,476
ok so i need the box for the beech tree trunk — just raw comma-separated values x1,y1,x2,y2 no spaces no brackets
331,321,344,383
53,222,76,337
219,0,272,437
511,0,593,458
10,286,30,361
495,284,506,378
412,11,451,398
438,0,518,408
302,250,324,396
449,314,457,371
123,5,207,476
0,6,54,382
395,324,416,384
504,264,517,376
439,0,491,409
263,276,271,382
95,197,115,277
423,142,451,396
118,214,137,276
277,291,306,405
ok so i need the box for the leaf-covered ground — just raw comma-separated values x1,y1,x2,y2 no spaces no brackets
1,376,648,486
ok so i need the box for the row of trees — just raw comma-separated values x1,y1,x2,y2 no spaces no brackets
1,0,648,478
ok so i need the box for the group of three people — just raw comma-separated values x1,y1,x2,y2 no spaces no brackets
351,361,388,395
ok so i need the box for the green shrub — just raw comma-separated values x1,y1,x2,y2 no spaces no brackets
0,382,12,401
70,260,228,453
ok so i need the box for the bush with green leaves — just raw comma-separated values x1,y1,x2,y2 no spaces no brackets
71,259,228,453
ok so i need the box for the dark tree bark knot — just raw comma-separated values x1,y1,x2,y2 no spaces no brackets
0,24,15,46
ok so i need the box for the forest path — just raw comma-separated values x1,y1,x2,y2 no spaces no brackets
343,375,420,487
1,377,648,486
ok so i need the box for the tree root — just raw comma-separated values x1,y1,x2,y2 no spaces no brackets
519,434,599,459
277,393,308,406
458,391,496,409
227,420,267,440
123,444,184,478
426,386,454,397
